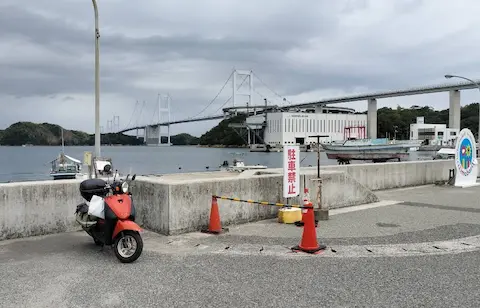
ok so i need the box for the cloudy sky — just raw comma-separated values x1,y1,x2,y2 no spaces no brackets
2,0,480,136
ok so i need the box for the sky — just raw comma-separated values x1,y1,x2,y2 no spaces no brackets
2,0,480,136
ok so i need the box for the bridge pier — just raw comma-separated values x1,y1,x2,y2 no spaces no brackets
145,124,171,146
367,98,377,139
449,90,461,129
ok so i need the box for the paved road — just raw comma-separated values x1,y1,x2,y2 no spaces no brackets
2,184,480,307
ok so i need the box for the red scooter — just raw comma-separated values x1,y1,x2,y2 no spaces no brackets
75,165,143,263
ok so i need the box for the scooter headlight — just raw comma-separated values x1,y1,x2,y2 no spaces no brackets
121,182,129,193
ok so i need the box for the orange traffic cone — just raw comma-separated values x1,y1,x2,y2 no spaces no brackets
201,196,228,234
292,202,326,254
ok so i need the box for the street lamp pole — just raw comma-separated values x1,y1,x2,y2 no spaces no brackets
445,74,480,143
92,0,101,158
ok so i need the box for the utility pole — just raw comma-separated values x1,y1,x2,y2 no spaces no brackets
92,0,101,158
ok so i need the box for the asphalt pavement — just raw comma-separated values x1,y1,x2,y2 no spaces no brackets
1,184,480,307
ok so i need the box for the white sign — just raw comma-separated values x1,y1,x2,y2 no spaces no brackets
454,128,478,187
283,145,300,198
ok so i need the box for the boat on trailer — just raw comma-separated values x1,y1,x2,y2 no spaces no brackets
321,138,413,164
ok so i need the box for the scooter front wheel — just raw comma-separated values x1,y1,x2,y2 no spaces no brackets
113,230,143,263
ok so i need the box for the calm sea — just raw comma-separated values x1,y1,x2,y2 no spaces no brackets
0,146,435,183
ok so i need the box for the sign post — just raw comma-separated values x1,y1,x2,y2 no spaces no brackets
278,145,301,224
283,145,300,199
309,135,329,220
454,128,479,187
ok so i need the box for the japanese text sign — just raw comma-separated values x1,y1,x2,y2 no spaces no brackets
283,145,300,198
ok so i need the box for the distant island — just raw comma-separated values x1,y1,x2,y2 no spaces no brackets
1,105,474,147
0,122,200,146
0,115,249,147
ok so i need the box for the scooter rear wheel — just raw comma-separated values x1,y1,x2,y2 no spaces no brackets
113,230,143,263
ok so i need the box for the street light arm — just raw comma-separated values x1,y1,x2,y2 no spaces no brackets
446,74,480,90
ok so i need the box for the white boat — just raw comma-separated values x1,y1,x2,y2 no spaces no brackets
219,153,267,172
49,129,83,180
321,138,414,163
50,153,83,180
433,148,455,160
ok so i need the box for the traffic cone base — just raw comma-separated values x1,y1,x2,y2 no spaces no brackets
201,227,229,234
291,244,327,254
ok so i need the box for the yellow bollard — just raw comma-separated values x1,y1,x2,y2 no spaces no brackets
278,208,302,224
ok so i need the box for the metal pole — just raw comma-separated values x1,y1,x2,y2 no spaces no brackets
92,0,101,158
316,136,320,178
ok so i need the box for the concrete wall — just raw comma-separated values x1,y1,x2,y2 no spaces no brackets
0,179,83,240
0,159,456,239
322,159,454,191
134,169,378,235
129,180,169,233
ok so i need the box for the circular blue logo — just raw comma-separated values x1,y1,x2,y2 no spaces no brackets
456,137,474,176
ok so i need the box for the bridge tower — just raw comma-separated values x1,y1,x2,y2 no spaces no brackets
144,94,171,146
232,69,253,109
232,69,255,144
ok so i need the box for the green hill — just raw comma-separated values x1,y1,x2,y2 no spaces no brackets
375,103,478,139
167,133,199,145
198,114,248,146
0,122,143,146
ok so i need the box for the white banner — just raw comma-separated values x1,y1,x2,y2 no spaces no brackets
283,145,300,198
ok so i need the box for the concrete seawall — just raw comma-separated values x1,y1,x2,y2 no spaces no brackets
0,160,455,239
0,179,84,240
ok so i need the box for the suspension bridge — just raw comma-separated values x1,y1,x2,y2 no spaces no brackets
113,68,480,146
115,69,291,145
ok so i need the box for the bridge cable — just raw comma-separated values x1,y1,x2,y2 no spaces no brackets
123,100,140,131
186,70,234,120
209,74,249,116
252,71,293,105
149,94,160,125
136,100,146,127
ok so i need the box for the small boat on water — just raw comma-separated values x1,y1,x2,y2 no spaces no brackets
219,153,267,172
50,128,83,180
50,153,82,180
321,138,414,164
50,148,83,180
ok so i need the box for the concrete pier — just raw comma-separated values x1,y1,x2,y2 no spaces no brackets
0,160,454,239
144,124,170,146
449,89,461,129
367,98,377,139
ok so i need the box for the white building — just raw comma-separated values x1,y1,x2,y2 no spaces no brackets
246,107,368,146
409,116,458,145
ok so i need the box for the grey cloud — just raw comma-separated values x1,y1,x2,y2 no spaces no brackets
1,0,480,135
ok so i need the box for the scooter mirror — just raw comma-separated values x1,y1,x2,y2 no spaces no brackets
103,164,111,173
132,174,136,181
